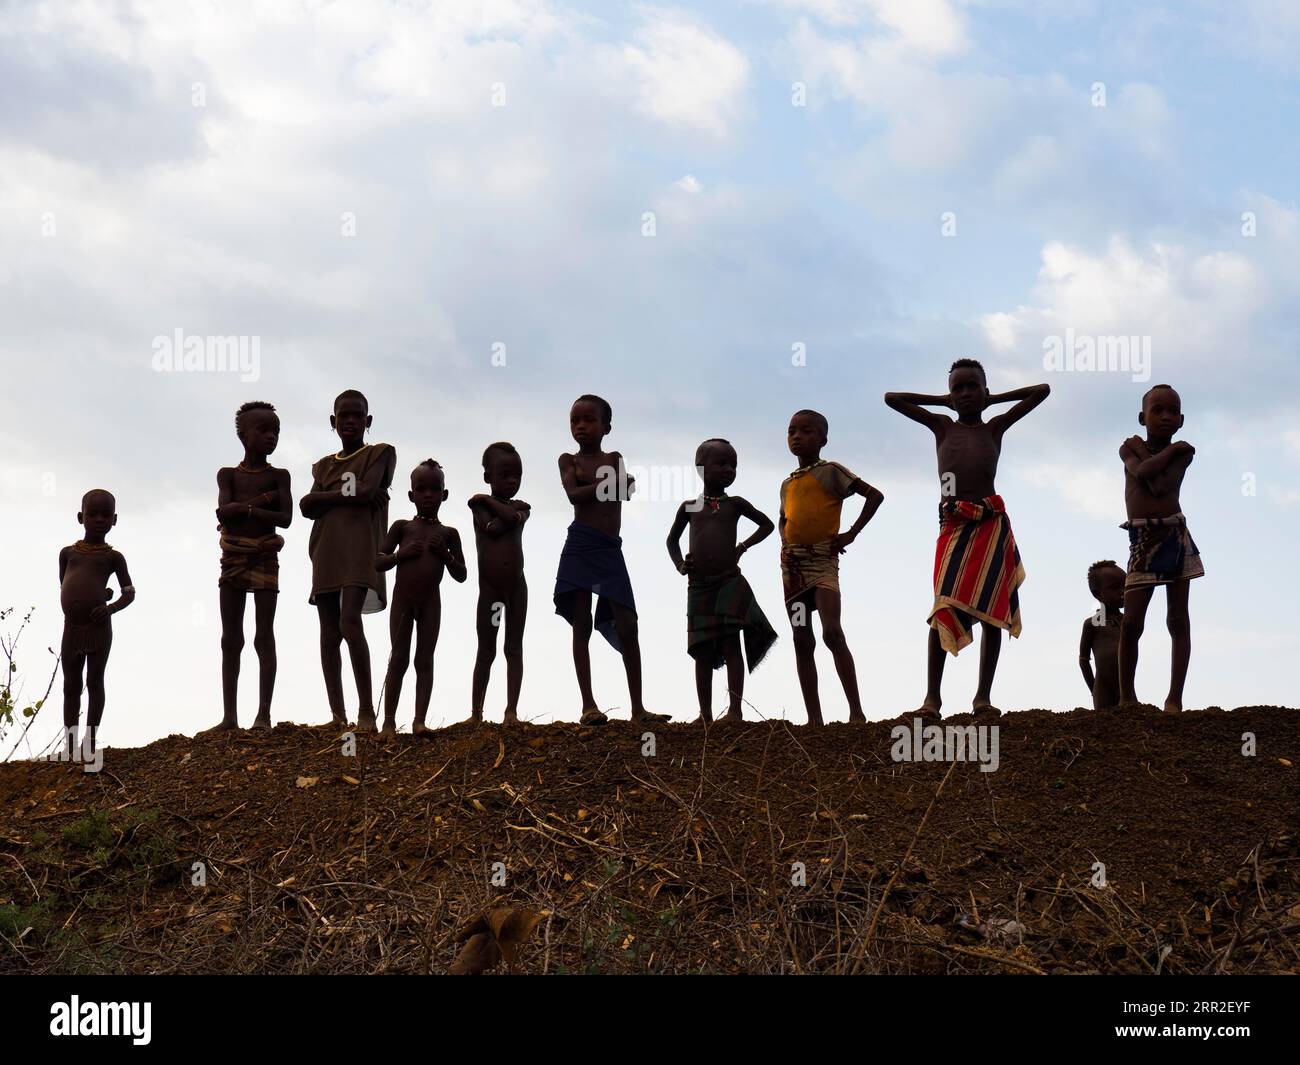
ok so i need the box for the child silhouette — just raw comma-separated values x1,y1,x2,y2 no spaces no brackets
884,360,1049,718
299,390,396,730
554,395,668,725
1117,385,1202,712
1079,560,1124,710
666,438,777,722
778,410,884,726
59,489,135,756
469,443,530,724
213,401,292,731
376,460,467,738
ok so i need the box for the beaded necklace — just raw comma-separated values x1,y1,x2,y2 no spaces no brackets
790,459,828,477
72,540,113,554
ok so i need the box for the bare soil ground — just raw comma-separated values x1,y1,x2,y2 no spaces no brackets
1,705,1296,974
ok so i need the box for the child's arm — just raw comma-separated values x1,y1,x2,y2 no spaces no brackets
666,502,691,574
1119,438,1192,493
558,453,603,505
987,383,1050,435
469,494,528,536
298,468,329,519
468,500,497,538
1145,444,1195,498
731,497,775,559
558,453,633,504
436,527,469,584
58,546,69,586
302,449,396,516
1118,437,1148,481
343,446,395,508
215,467,236,522
1078,619,1097,692
831,480,885,553
93,554,136,620
376,521,416,572
615,453,636,500
255,469,293,528
883,392,952,433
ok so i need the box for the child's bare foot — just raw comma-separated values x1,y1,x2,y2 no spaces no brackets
847,710,867,724
913,698,942,721
206,718,240,733
250,713,271,731
356,710,378,733
379,718,397,740
972,701,1001,718
330,710,350,729
412,720,435,738
1163,698,1183,713
631,708,670,723
806,710,825,727
580,707,609,725
503,710,520,726
467,710,484,725
722,709,744,722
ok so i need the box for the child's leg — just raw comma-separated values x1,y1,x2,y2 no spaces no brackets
973,621,1002,713
610,602,668,722
251,589,278,729
721,634,744,720
568,589,600,720
315,593,347,725
921,627,945,716
84,633,112,752
411,596,442,732
1118,585,1154,704
693,654,713,722
787,599,823,726
1164,580,1191,713
470,589,500,721
61,639,86,755
502,582,527,723
218,586,247,729
339,586,375,728
813,588,864,722
382,603,415,731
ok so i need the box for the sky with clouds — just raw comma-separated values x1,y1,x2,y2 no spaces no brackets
1,0,1296,750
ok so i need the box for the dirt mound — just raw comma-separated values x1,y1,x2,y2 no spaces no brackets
1,706,1297,974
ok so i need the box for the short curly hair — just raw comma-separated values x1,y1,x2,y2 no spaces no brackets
1086,559,1124,596
694,438,735,466
573,394,612,426
235,400,276,441
949,358,986,385
791,409,828,436
481,441,519,471
412,458,445,486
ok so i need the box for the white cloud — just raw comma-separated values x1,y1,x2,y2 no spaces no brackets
979,237,1262,370
614,10,750,138
771,0,967,56
1022,462,1116,520
1198,0,1300,74
778,4,1175,228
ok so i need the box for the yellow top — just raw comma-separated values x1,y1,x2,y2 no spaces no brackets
779,460,864,545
